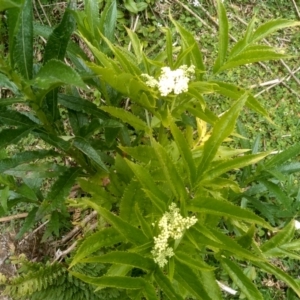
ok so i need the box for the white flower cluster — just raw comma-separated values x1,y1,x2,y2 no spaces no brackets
151,203,197,268
142,65,195,97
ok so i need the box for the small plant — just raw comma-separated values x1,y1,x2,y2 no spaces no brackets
1,0,300,299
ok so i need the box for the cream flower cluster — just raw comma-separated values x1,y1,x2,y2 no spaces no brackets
142,65,195,97
151,203,197,268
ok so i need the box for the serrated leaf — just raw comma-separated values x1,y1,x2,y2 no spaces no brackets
0,110,37,127
211,81,270,120
175,252,215,271
189,197,271,228
119,180,140,223
58,94,109,119
265,143,300,168
0,127,33,148
33,59,87,90
197,93,247,178
174,259,214,300
42,210,60,242
250,19,300,43
125,160,167,213
101,106,151,134
169,117,197,186
72,137,108,172
154,268,184,300
213,0,228,73
219,256,263,300
218,50,290,72
43,168,80,212
71,272,154,293
70,227,122,267
170,17,205,79
81,251,155,271
120,145,156,164
12,0,33,79
135,204,153,239
84,0,100,40
16,206,38,239
152,139,188,201
85,200,148,245
201,152,269,182
260,220,295,253
99,0,117,54
254,261,300,297
259,179,292,207
126,28,143,64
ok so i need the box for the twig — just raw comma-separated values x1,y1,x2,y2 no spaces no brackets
172,0,212,32
216,280,237,295
19,220,49,245
291,0,300,19
58,211,97,245
0,213,28,223
52,241,77,264
35,0,52,27
128,14,140,52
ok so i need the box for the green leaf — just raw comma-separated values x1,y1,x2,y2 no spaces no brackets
211,81,270,121
259,179,292,207
260,220,295,253
250,19,300,43
0,0,21,10
219,256,263,300
85,200,148,245
218,50,290,72
0,150,58,173
58,94,109,119
201,152,270,182
169,117,197,186
42,210,60,241
154,268,184,300
126,28,143,64
84,0,100,41
197,93,248,178
0,110,37,127
44,5,75,63
0,98,26,106
71,272,154,293
152,139,188,201
41,168,80,213
125,160,168,213
12,0,33,79
170,17,205,79
33,59,87,90
99,0,117,53
16,206,38,239
0,127,33,148
135,204,153,239
189,197,271,228
0,186,9,213
213,0,228,73
70,227,122,267
43,3,76,121
254,261,300,297
174,259,214,300
265,143,300,168
175,252,215,271
101,106,151,134
72,137,108,172
0,73,19,94
81,251,155,271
